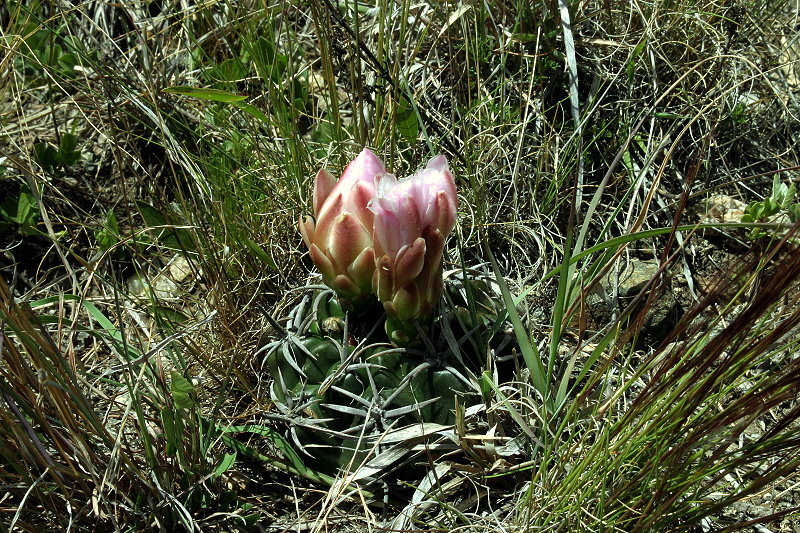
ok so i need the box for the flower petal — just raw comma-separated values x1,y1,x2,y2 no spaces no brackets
393,237,426,290
371,192,421,258
347,180,376,230
348,246,375,290
315,192,344,239
391,282,420,321
374,171,399,199
433,190,457,238
313,168,338,217
328,212,372,272
299,215,315,250
309,243,336,281
331,274,359,296
415,227,445,307
426,154,449,172
339,148,384,192
374,254,394,302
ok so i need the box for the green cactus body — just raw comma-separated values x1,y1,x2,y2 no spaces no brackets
263,271,514,476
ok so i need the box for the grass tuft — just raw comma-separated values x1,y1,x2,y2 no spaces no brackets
1,0,799,529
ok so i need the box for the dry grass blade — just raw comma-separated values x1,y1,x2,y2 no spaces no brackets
529,230,800,531
0,275,144,528
1,0,799,529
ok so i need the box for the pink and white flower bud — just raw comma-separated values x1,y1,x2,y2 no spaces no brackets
369,155,458,344
299,149,384,309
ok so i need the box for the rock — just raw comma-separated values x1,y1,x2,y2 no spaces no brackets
168,255,195,283
588,259,683,347
127,272,177,300
127,255,197,301
697,194,748,224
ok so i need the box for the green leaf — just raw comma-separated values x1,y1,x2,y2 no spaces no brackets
163,86,249,103
151,306,191,327
33,134,79,172
763,197,779,217
15,188,37,226
161,405,180,457
771,175,785,204
57,52,78,75
137,200,167,227
33,142,58,173
205,58,248,83
483,240,548,404
96,209,120,252
788,184,798,205
1,185,40,234
242,236,276,270
170,370,196,411
396,98,419,144
743,201,766,222
788,204,800,223
627,38,647,83
212,452,237,479
136,201,195,252
249,36,287,82
57,133,80,166
158,227,195,252
232,101,271,123
311,118,344,158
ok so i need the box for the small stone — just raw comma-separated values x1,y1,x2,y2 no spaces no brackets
127,273,147,295
153,276,177,300
168,255,195,283
698,195,747,224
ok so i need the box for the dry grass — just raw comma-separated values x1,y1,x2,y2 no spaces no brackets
1,0,799,530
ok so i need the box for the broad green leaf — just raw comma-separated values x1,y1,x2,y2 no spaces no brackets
170,370,196,411
57,133,80,166
788,204,800,223
97,209,120,252
33,142,58,172
212,452,237,479
772,175,784,203
161,406,180,457
232,101,270,123
242,236,276,270
205,58,248,83
396,98,419,144
136,200,168,227
136,201,195,252
163,86,248,103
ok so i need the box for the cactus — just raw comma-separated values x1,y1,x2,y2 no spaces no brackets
262,269,512,476
265,151,514,478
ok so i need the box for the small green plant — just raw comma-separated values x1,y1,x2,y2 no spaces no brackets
6,10,82,80
0,183,39,235
136,200,195,253
94,208,126,256
740,176,800,239
33,132,80,174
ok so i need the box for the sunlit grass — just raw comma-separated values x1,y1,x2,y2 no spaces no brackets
1,0,798,530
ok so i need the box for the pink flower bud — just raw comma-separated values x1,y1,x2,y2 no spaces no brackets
300,149,384,309
369,155,458,344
